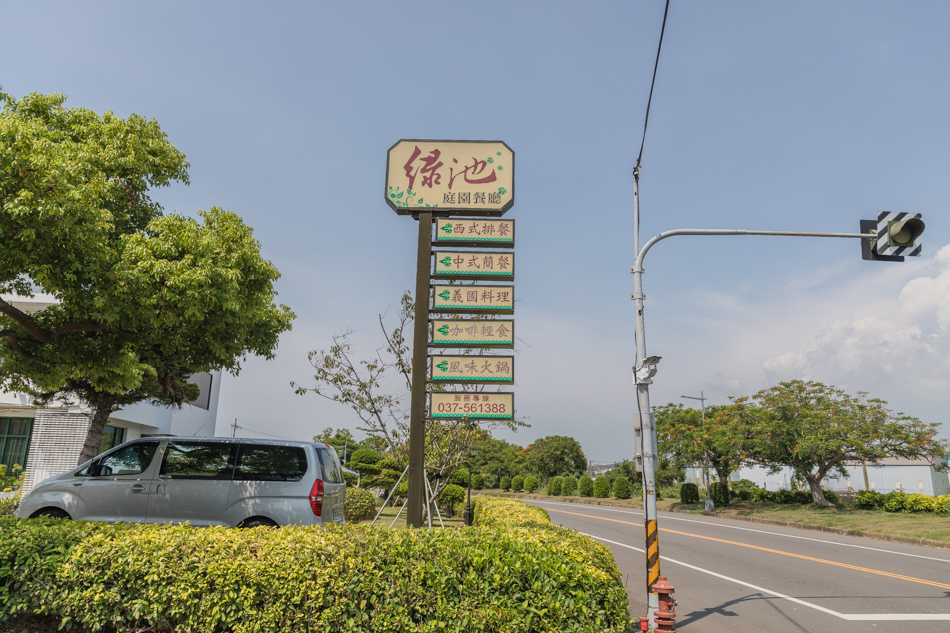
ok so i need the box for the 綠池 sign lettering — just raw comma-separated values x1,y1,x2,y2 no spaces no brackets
386,140,514,216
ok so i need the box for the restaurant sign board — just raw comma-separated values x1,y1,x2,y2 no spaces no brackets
386,140,514,216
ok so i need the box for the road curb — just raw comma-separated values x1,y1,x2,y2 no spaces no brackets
670,507,950,551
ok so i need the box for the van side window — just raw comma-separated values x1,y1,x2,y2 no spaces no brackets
315,446,344,484
234,445,307,481
90,442,159,477
161,442,236,480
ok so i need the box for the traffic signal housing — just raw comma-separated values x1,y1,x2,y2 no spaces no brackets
861,211,924,262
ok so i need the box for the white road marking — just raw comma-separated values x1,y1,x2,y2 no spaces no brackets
585,533,950,621
530,499,950,564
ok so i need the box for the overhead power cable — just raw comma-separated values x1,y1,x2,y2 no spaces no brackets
635,0,671,172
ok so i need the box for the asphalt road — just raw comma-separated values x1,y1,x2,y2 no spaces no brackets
526,499,950,633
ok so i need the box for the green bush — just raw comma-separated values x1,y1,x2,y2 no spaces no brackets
523,476,539,493
730,479,759,501
821,489,839,504
593,477,611,498
935,494,950,514
560,476,577,496
439,484,466,514
1,507,632,633
343,487,377,523
679,482,700,504
511,475,525,492
546,477,562,496
450,467,469,487
500,476,512,491
884,490,907,512
578,476,594,497
612,477,632,500
752,488,776,503
471,473,485,490
481,473,497,489
856,489,885,509
709,481,730,507
903,493,936,513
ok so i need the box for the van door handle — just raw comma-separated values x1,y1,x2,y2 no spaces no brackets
72,482,83,487
130,484,145,493
156,484,167,494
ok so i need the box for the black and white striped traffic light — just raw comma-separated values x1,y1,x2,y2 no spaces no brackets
861,211,925,262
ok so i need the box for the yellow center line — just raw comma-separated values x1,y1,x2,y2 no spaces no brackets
546,507,950,591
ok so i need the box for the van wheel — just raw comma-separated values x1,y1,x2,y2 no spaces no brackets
238,517,277,528
30,508,70,519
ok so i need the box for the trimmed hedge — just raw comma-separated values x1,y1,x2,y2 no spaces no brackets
546,476,562,496
709,481,730,507
511,475,525,492
679,482,700,504
523,475,539,493
0,499,631,633
578,476,594,497
560,476,578,496
343,486,377,523
592,478,610,498
612,477,632,500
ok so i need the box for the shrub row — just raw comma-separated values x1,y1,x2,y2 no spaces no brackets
0,498,631,633
856,490,950,513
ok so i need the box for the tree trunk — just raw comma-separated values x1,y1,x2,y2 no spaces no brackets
77,393,117,465
805,472,830,506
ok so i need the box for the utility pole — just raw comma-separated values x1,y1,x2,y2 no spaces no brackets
231,418,240,438
681,392,714,513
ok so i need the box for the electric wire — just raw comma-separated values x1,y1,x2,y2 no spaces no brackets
635,0,671,172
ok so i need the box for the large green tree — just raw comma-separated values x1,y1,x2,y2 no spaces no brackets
0,90,295,463
523,435,587,481
735,380,948,506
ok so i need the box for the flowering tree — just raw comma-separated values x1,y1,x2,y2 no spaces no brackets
654,402,746,486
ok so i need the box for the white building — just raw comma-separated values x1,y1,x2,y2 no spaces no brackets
686,456,950,497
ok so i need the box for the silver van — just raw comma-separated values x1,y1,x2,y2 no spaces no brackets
14,437,346,527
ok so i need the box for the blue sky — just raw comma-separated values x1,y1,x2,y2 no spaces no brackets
3,1,950,462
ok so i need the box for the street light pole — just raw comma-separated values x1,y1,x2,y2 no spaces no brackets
681,392,714,513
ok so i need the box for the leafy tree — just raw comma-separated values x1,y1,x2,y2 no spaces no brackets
736,380,949,506
346,448,381,486
523,435,586,480
470,436,530,480
293,292,526,512
655,402,745,487
0,90,294,463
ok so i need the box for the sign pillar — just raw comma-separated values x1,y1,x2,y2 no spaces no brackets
407,211,433,528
